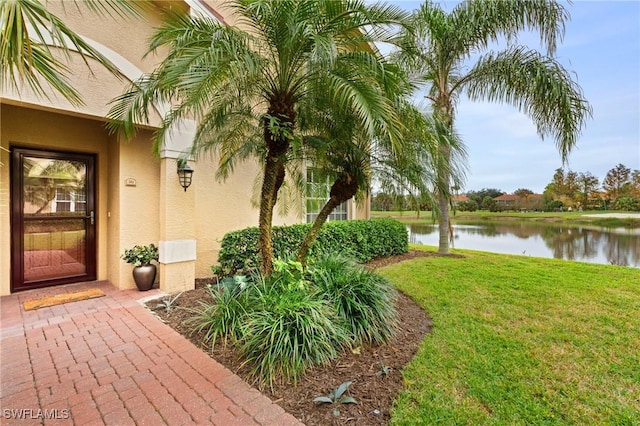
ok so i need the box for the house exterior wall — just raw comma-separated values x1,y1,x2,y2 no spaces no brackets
0,0,366,295
0,140,9,294
193,156,302,278
116,131,161,289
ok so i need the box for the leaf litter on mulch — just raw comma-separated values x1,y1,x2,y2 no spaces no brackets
148,250,450,425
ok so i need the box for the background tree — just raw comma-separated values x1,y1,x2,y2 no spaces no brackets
371,192,394,211
545,168,580,206
514,188,534,198
457,199,478,212
481,196,498,212
398,0,591,254
602,163,631,205
615,197,639,212
467,188,503,207
576,171,599,209
546,167,565,196
514,188,534,210
108,0,407,275
630,170,640,200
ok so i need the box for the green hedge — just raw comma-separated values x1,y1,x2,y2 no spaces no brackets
216,218,408,275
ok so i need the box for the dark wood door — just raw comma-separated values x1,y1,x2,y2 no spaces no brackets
11,147,97,292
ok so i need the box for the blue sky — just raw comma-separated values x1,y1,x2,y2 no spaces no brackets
385,1,640,194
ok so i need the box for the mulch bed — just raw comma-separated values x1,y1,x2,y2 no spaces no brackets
148,250,459,425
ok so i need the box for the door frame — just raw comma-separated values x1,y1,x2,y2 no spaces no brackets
10,146,97,292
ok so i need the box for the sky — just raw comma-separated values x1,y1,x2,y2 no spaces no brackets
381,0,640,194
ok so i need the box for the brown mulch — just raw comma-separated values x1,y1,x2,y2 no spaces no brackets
148,250,460,425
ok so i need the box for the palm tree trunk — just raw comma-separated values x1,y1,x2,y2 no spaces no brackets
437,190,450,254
297,175,358,265
258,154,282,276
437,143,451,254
260,96,294,276
296,196,341,265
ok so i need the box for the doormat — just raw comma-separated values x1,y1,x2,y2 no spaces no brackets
23,288,106,311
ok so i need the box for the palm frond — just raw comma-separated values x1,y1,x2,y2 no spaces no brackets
1,0,144,105
451,0,569,56
464,46,592,161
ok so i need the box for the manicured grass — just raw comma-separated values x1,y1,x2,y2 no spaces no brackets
372,209,582,219
380,247,640,425
371,210,640,228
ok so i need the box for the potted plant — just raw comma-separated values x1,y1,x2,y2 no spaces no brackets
122,243,159,291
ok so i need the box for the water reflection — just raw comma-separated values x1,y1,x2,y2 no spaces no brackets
409,222,640,267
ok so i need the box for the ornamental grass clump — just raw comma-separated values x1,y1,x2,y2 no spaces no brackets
310,254,397,345
239,273,351,388
187,282,251,348
188,256,396,388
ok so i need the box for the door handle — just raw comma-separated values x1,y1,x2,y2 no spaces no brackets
90,211,94,225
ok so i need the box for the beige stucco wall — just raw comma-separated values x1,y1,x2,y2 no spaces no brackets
41,1,171,75
193,156,302,277
354,196,371,220
115,131,161,289
0,123,10,295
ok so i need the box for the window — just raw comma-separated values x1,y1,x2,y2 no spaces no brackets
74,190,86,213
54,188,72,212
305,168,348,223
52,188,86,213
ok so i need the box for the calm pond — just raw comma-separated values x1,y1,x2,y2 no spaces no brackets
409,222,640,267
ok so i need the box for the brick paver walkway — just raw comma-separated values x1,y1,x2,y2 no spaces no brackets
0,281,303,425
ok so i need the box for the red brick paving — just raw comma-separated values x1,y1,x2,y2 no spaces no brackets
0,282,304,425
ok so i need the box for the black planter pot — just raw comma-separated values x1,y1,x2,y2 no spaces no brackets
132,264,156,291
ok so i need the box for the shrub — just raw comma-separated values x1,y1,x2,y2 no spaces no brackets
188,260,352,388
615,196,639,211
310,254,397,345
216,218,408,275
457,200,478,212
545,200,564,212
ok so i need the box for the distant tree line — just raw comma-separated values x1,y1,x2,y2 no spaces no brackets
543,163,640,211
372,163,640,212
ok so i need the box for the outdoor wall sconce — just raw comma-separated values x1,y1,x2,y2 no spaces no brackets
177,159,194,192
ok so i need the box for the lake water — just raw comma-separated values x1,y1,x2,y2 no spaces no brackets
409,222,640,267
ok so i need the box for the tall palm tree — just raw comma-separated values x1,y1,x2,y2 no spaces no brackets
373,101,467,222
399,0,591,254
107,0,407,275
1,0,144,105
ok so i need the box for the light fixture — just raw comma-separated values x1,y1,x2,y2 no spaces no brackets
177,159,194,192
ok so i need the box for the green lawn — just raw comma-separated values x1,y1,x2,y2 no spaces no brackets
372,209,640,228
380,247,640,425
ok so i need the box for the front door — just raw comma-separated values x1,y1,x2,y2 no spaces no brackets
11,147,96,292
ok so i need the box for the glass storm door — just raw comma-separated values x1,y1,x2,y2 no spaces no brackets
11,148,96,291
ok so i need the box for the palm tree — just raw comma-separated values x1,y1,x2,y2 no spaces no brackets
1,0,144,105
374,102,467,221
107,0,407,275
295,113,370,264
399,0,592,254
296,96,466,264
